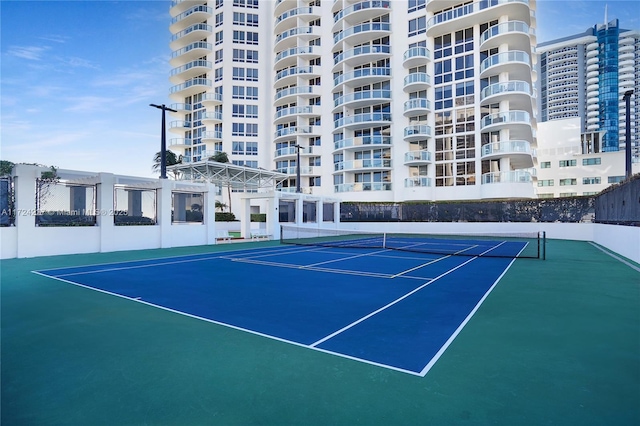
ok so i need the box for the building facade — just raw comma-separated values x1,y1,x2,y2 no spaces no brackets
167,0,538,206
537,19,639,160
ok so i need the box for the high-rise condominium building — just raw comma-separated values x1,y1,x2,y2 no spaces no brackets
537,18,639,159
167,0,538,203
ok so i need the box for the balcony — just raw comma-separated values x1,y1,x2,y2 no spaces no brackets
274,85,320,106
275,6,317,33
169,59,212,83
168,138,192,149
333,44,391,70
403,46,430,68
333,89,392,110
169,5,213,34
403,72,431,92
333,22,391,47
275,26,320,51
404,150,432,165
334,159,391,172
201,92,223,107
170,23,212,50
481,140,534,168
333,67,391,89
169,78,212,100
274,66,320,86
404,176,431,187
333,1,392,27
170,41,212,67
481,110,532,139
480,51,530,80
202,111,223,124
403,98,431,117
334,182,392,192
480,80,532,112
170,0,206,16
274,125,321,141
481,170,533,184
404,125,432,141
274,106,319,124
480,20,531,51
334,135,392,151
201,131,222,142
333,112,392,130
274,45,320,69
427,0,530,36
168,120,191,134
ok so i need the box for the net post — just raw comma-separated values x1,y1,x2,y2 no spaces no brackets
542,231,546,260
280,225,283,244
382,232,387,249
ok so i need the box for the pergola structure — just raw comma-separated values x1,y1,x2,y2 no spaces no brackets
168,160,288,190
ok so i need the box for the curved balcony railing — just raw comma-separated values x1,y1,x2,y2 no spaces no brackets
334,182,392,192
428,0,528,29
480,80,530,100
275,46,319,63
481,140,531,156
276,6,313,24
274,147,298,157
276,26,314,44
170,5,213,25
171,41,212,60
404,125,432,138
334,136,392,150
275,85,315,102
480,110,530,129
169,120,191,129
170,60,212,78
333,22,391,44
201,92,223,104
481,170,532,184
168,138,192,147
480,51,529,74
202,131,222,140
171,23,213,44
334,67,391,86
404,150,431,163
274,126,319,139
334,0,391,23
404,72,431,87
404,98,431,112
480,20,530,45
202,111,223,121
334,159,391,171
334,90,392,108
169,78,212,95
275,66,315,82
334,112,392,128
403,46,431,62
404,177,431,187
275,106,317,121
333,44,391,66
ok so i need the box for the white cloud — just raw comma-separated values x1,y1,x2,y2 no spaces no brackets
8,45,49,61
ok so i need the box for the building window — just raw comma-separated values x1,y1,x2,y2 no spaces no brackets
246,32,258,45
246,50,258,63
559,192,577,197
247,14,258,27
608,176,625,183
538,193,554,199
582,177,601,185
559,178,577,186
246,142,258,155
215,49,223,63
538,179,554,187
246,68,258,81
246,87,258,99
540,161,551,168
408,0,426,13
232,141,244,154
233,49,245,62
583,157,601,165
559,159,577,167
408,16,426,37
215,12,223,27
233,12,245,25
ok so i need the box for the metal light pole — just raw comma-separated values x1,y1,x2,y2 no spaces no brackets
293,144,303,193
623,90,634,179
150,103,177,179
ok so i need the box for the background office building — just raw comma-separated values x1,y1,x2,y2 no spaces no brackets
537,19,639,161
167,0,538,206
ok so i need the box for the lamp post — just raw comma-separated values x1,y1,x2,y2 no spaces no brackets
150,103,177,179
293,144,303,193
623,90,634,179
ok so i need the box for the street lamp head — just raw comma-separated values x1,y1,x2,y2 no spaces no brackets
623,90,634,99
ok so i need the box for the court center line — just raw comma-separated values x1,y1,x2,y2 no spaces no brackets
301,248,391,268
309,256,479,348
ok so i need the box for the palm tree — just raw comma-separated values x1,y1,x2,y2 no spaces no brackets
208,152,232,212
152,150,182,179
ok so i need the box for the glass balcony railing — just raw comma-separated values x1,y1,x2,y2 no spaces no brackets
202,131,222,140
480,50,529,73
171,5,213,25
404,176,431,187
480,80,530,100
275,66,315,82
404,150,431,162
404,72,431,86
334,135,392,150
276,6,314,24
334,182,392,192
171,23,212,43
404,98,431,112
404,125,432,138
171,41,212,59
168,138,192,146
275,85,315,101
403,46,431,62
427,0,528,29
274,126,317,138
481,140,531,156
480,20,530,44
334,112,392,128
275,106,316,120
333,44,391,65
334,67,391,86
170,59,212,77
275,46,319,63
201,92,223,103
334,159,391,171
334,0,391,23
276,26,314,44
481,110,530,128
333,22,391,44
169,78,212,94
481,170,532,184
334,90,392,108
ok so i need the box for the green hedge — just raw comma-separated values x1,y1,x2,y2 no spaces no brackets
215,212,236,222
251,213,266,222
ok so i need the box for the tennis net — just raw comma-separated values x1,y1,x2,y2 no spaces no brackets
280,225,546,259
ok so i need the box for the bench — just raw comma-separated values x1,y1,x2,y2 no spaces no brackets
216,230,232,242
250,230,270,241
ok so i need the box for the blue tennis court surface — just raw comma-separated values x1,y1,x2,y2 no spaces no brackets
34,244,518,376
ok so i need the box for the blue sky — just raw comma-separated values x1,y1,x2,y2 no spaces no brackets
1,0,638,178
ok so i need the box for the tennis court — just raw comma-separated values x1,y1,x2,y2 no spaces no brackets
2,237,639,425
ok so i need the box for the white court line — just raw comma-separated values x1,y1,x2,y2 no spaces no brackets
475,240,507,256
309,256,479,348
230,257,396,279
418,257,517,377
31,270,423,376
301,248,390,268
390,255,452,278
589,242,640,273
